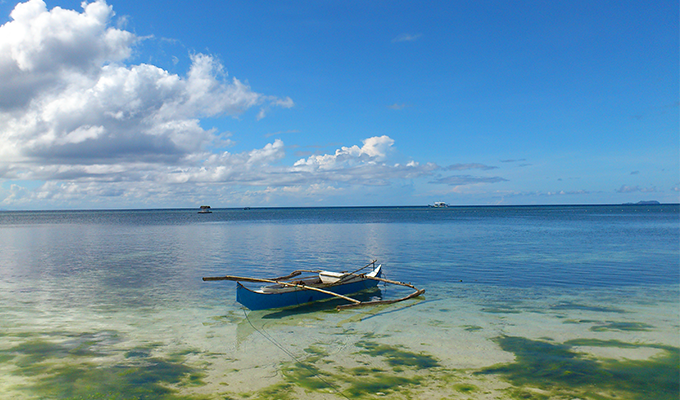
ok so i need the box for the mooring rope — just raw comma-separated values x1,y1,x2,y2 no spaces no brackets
243,309,352,400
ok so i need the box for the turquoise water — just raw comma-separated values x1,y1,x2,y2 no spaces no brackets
0,205,678,399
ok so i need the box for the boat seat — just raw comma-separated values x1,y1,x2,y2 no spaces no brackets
319,271,347,284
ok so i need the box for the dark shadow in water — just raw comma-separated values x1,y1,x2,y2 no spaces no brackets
476,335,679,400
234,288,383,347
550,301,627,313
260,287,384,319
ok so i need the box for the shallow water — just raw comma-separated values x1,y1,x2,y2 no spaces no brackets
0,205,678,399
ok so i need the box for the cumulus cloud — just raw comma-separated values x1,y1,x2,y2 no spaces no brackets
615,185,657,193
256,95,294,120
293,135,395,170
0,1,447,208
2,133,442,207
284,136,436,186
0,0,290,170
0,0,134,109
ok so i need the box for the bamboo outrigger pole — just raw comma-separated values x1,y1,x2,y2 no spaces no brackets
336,288,425,310
362,274,419,289
333,272,425,309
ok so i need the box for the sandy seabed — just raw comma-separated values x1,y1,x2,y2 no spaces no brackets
1,283,678,399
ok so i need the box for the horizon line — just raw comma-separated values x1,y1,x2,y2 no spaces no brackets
0,202,676,213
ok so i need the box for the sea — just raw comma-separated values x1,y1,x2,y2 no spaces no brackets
0,205,678,399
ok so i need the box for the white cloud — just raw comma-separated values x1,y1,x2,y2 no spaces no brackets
272,96,294,108
0,1,443,208
392,33,422,43
615,185,657,193
256,96,295,120
0,0,290,170
544,190,590,196
293,135,395,170
58,125,106,145
2,133,442,207
388,103,409,110
0,0,134,109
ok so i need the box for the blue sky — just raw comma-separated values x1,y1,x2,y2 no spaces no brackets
0,0,677,209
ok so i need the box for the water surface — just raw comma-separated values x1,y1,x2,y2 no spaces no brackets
0,205,678,399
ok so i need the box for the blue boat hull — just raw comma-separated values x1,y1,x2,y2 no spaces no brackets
236,269,382,310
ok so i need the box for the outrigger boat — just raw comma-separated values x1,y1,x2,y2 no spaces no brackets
202,260,424,310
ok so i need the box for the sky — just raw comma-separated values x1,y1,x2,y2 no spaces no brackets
0,0,677,209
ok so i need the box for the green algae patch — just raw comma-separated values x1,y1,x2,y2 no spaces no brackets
481,307,521,314
302,344,330,363
477,335,680,400
479,336,606,387
32,357,205,399
281,361,333,391
453,382,478,393
560,319,653,332
600,349,679,399
337,366,385,376
354,340,440,369
590,321,654,332
562,318,600,324
360,331,389,340
551,302,626,313
565,338,650,348
246,382,295,400
8,340,71,366
462,325,483,332
567,339,680,399
123,343,163,359
278,358,423,399
242,341,446,399
504,387,551,400
342,373,422,398
10,338,104,362
1,334,210,400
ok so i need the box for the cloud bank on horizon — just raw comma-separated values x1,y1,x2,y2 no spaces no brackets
0,0,677,209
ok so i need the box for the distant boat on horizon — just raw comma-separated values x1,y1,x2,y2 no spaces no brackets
431,202,449,208
198,205,212,214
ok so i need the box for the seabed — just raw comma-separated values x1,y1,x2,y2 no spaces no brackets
0,284,678,400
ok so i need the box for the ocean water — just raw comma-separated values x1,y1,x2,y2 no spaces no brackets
0,205,678,399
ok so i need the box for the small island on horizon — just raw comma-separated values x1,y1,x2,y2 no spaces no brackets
623,200,661,205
